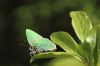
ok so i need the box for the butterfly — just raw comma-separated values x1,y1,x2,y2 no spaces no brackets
26,29,56,55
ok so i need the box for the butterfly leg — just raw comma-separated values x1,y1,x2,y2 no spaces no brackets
36,47,43,53
30,50,37,56
29,47,37,56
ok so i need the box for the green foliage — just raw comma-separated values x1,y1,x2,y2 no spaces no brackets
70,11,93,43
93,25,100,66
30,52,72,63
27,11,100,66
50,31,78,54
47,57,87,66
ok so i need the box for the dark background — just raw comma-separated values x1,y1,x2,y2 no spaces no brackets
0,0,100,66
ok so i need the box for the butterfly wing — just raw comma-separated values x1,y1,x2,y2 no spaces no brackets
26,29,43,46
35,38,56,51
26,29,56,51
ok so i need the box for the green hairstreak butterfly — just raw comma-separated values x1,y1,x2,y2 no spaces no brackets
26,29,56,55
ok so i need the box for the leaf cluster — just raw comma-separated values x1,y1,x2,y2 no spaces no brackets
29,11,100,66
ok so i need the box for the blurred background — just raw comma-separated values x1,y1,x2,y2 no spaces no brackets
0,0,100,66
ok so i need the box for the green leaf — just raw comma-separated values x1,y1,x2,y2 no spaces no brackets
76,44,87,59
50,31,87,60
82,27,96,66
30,52,79,63
93,25,100,66
70,11,92,43
50,31,86,59
82,42,94,66
86,28,96,52
48,57,87,66
50,31,78,54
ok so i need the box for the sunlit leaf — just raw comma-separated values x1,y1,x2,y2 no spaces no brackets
70,11,92,43
82,42,94,66
50,31,78,54
48,57,87,66
82,27,96,66
30,52,78,63
50,31,86,60
86,28,96,52
93,25,100,66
